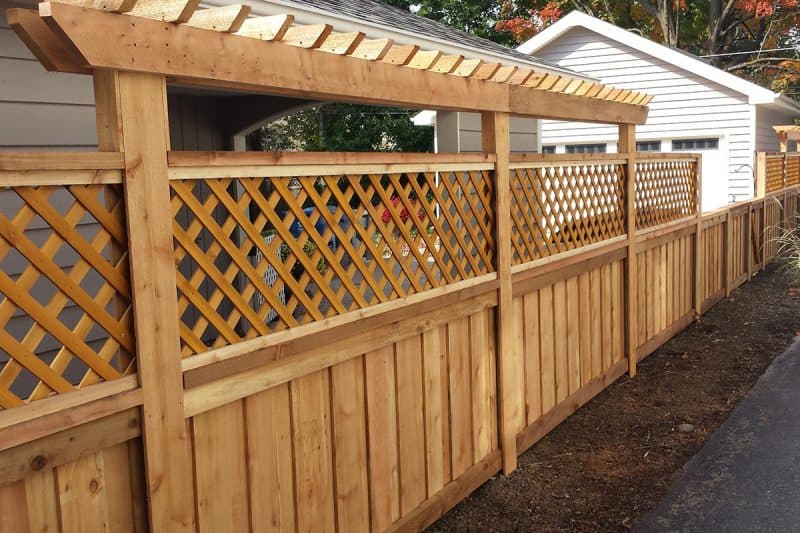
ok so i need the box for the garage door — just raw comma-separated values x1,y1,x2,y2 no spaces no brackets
673,137,728,212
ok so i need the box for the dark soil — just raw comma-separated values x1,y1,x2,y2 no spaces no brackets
428,263,800,533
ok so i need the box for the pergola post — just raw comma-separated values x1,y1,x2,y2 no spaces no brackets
482,111,520,474
619,124,638,376
694,157,704,315
93,69,195,532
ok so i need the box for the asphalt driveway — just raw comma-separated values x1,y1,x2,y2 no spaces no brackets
636,337,800,532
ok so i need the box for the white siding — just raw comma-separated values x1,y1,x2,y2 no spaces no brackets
755,106,798,152
436,111,538,153
535,27,755,201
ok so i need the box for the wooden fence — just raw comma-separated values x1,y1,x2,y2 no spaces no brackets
2,137,798,532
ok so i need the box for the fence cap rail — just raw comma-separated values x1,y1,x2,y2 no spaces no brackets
0,151,125,171
167,151,496,167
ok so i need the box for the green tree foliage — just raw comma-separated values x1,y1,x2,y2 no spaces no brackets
415,0,519,46
258,104,434,153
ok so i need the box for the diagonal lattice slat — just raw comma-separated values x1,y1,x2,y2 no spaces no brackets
509,163,626,265
786,155,800,188
171,170,495,357
0,184,133,409
635,159,697,230
765,154,785,193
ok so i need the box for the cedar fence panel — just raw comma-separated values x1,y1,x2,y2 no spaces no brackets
2,36,800,530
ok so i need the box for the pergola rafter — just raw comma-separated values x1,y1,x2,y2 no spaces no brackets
9,1,651,124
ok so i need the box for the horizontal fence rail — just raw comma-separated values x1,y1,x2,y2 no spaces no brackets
6,143,800,533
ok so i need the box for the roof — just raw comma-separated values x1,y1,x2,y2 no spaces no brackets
206,0,587,79
518,11,800,113
11,2,650,124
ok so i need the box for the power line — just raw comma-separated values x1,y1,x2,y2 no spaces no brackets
699,47,799,58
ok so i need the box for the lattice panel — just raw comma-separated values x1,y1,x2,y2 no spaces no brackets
786,155,800,187
765,155,785,193
0,185,133,409
171,170,495,356
635,160,698,229
509,163,626,264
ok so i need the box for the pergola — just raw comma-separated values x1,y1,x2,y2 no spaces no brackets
774,125,800,152
10,1,650,125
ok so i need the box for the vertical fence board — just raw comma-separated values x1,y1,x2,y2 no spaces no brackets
291,370,336,533
193,400,249,533
56,452,108,533
470,312,493,461
601,264,613,371
422,328,445,496
539,286,556,414
523,291,541,423
330,357,370,533
578,273,591,384
395,335,426,515
245,384,297,533
365,345,400,531
439,325,453,486
611,261,624,363
102,443,136,533
553,281,568,402
25,470,60,533
590,270,603,377
1,480,32,532
447,317,473,478
566,277,581,394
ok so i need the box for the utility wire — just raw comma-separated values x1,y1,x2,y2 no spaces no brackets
699,47,799,58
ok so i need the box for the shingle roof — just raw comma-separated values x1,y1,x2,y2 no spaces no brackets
269,0,581,76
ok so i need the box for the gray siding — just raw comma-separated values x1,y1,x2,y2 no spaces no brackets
436,111,538,153
0,2,97,150
755,106,798,152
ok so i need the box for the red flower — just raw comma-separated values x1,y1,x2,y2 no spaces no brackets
380,195,426,225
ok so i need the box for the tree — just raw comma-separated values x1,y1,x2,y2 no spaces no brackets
416,0,521,46
707,0,800,92
257,104,434,153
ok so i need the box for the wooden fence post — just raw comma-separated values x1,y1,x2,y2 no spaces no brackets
724,209,731,298
693,155,703,317
482,111,519,474
618,124,638,377
93,69,195,531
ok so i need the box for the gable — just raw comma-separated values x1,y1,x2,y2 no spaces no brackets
521,12,777,104
535,27,750,109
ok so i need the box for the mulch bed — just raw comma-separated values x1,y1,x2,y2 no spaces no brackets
428,263,800,532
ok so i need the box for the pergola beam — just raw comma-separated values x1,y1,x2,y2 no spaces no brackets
774,125,800,152
12,2,649,124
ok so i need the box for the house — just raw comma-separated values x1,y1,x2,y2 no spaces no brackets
521,11,800,210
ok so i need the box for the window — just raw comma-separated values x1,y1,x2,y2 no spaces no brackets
636,141,661,152
672,138,719,150
565,143,606,154
542,145,556,154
